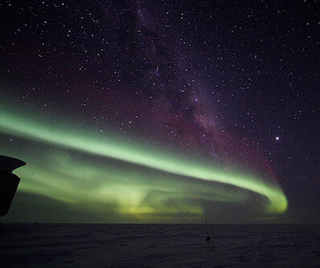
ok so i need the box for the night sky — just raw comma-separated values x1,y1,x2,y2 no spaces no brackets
0,0,319,223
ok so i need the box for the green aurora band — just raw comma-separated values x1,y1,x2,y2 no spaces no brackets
0,105,288,221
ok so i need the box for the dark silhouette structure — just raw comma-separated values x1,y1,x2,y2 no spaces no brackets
0,155,25,217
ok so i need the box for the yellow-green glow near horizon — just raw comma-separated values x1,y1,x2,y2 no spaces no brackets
0,106,287,221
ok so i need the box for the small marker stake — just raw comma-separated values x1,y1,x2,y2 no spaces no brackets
205,221,214,251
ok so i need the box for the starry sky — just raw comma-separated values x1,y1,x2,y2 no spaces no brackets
0,0,319,224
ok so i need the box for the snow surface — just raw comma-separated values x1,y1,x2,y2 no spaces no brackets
0,223,320,267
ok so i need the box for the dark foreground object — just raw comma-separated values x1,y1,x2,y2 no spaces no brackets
0,155,26,217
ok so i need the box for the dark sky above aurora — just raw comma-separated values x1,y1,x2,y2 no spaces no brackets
0,1,319,223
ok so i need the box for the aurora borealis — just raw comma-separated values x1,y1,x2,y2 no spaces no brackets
1,1,319,223
0,97,287,222
0,101,287,217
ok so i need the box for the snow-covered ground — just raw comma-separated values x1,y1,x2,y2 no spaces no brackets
1,223,319,267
